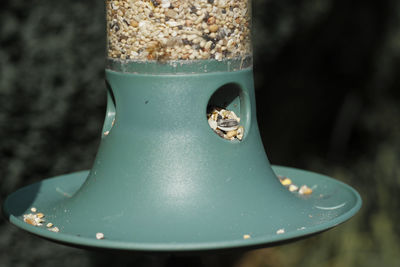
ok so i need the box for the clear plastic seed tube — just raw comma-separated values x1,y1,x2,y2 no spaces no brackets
106,0,252,73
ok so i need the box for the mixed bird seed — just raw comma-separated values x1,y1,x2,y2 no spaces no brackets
207,107,244,141
106,0,251,62
278,175,313,195
23,208,60,232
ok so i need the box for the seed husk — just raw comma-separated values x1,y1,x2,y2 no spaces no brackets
276,228,285,234
280,178,292,186
96,232,105,240
208,117,218,130
299,185,313,195
243,234,251,239
236,126,244,140
288,184,299,192
48,227,59,233
226,130,237,138
207,107,244,141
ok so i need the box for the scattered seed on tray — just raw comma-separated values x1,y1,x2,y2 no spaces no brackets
207,107,244,140
106,0,252,62
23,213,45,226
278,175,313,195
288,184,298,192
23,210,59,232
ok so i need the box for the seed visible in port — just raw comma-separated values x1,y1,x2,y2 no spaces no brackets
237,126,244,140
226,130,237,139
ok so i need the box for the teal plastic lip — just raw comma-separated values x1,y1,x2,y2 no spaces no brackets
3,166,361,252
106,56,253,74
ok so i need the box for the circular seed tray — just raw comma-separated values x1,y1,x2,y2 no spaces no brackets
3,166,361,252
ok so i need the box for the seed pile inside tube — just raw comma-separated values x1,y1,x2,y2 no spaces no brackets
106,0,251,61
207,107,243,141
278,175,313,195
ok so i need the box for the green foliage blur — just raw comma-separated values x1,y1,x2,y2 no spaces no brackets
1,0,399,266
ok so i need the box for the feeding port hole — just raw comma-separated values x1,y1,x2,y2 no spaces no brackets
206,83,249,141
102,82,116,137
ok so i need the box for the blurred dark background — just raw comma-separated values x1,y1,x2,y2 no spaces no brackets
1,0,399,266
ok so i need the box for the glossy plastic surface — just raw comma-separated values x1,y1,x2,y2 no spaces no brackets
3,70,361,252
3,166,361,251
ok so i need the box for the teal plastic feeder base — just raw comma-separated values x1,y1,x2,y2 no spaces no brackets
3,68,361,252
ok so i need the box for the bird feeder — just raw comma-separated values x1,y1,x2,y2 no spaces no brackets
3,0,361,253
